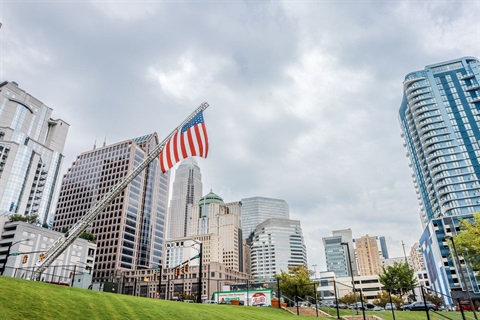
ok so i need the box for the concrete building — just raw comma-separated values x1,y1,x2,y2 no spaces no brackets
186,191,243,272
399,57,480,305
336,274,382,302
0,217,95,283
250,218,307,282
354,235,382,276
241,196,289,241
167,158,203,239
323,228,357,278
0,81,69,225
52,133,170,281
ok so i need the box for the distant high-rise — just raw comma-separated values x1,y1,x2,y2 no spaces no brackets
354,235,382,276
167,158,203,239
378,236,389,259
241,196,289,240
323,228,357,277
52,133,170,281
251,218,307,282
399,57,480,305
0,81,69,225
187,191,243,272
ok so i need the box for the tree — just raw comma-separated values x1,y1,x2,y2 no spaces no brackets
454,212,480,272
9,214,39,224
372,290,403,308
423,291,443,306
378,261,417,296
276,265,314,300
339,292,366,304
79,232,96,242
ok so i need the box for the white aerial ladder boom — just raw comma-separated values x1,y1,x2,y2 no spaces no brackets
32,102,209,280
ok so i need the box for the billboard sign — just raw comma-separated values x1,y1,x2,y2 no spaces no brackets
212,289,272,306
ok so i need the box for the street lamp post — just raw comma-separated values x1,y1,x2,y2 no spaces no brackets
312,264,317,279
1,238,30,276
341,242,358,314
187,239,203,303
444,235,478,320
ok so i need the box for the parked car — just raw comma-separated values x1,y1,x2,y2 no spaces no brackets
202,300,218,304
402,301,437,311
456,300,479,311
350,302,377,310
385,303,397,310
333,303,348,309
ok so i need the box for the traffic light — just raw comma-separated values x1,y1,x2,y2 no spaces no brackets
38,253,45,262
175,268,180,277
154,273,158,281
22,255,28,264
183,264,189,274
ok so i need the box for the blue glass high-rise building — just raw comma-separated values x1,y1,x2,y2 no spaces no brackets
399,57,480,305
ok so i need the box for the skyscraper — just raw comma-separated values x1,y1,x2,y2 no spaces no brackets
187,191,243,272
399,57,480,304
354,235,382,276
250,218,307,282
241,196,289,240
0,81,69,225
167,158,203,239
52,133,169,281
322,228,357,277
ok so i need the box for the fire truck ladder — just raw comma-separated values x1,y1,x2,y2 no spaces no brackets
31,102,209,280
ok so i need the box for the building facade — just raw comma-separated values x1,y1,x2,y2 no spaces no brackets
323,228,357,278
167,158,203,239
0,217,95,282
250,218,307,282
0,81,69,225
354,235,382,276
399,57,480,305
186,191,243,272
52,133,170,281
241,196,289,241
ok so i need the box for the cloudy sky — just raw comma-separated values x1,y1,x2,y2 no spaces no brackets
2,0,479,271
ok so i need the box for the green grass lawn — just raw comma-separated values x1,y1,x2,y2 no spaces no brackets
0,276,471,320
320,306,467,320
0,277,310,320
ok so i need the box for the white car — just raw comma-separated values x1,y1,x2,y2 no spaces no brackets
202,300,218,304
385,303,397,310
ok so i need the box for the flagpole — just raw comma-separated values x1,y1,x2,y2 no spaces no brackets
32,102,209,279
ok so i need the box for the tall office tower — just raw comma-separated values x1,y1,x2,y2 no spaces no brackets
399,57,480,305
167,158,203,239
354,235,382,276
250,218,307,282
52,133,170,281
378,236,389,259
241,196,289,240
0,81,69,225
187,191,243,272
323,228,358,277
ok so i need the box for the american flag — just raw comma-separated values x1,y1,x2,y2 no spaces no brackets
159,111,209,173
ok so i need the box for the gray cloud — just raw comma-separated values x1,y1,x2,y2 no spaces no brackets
2,0,479,271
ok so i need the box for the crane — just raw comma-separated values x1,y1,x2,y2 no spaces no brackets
31,102,209,280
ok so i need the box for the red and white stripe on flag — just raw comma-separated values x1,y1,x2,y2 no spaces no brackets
159,111,209,173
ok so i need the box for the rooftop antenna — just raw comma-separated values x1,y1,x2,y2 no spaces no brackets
103,136,106,147
93,137,97,149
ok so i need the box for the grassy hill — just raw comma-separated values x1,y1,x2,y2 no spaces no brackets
0,277,307,320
